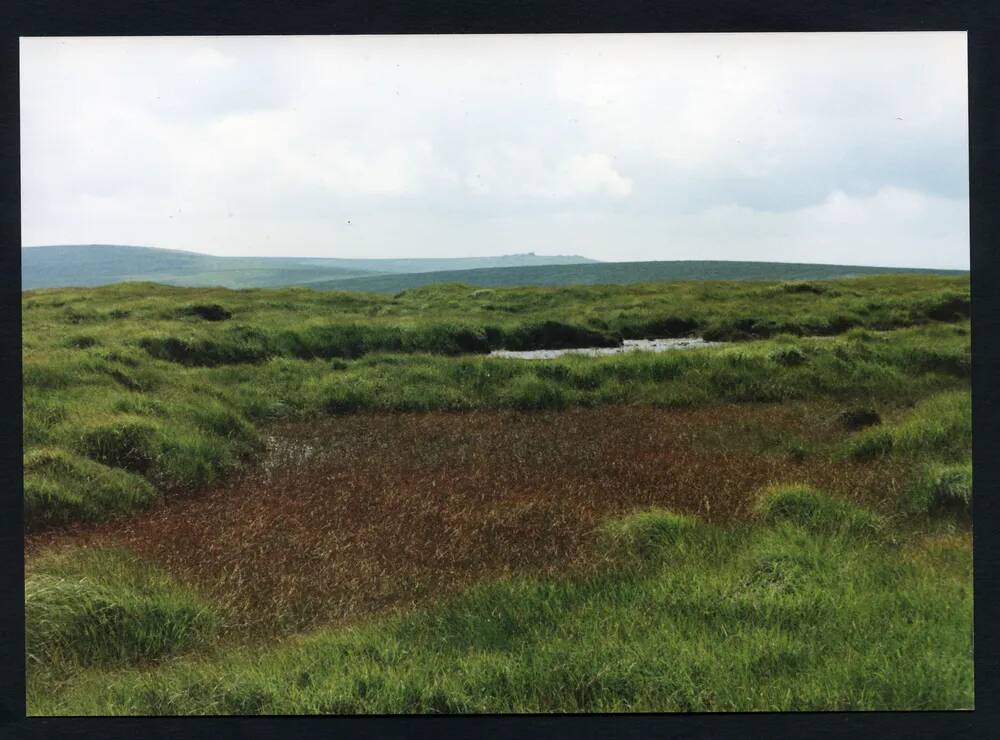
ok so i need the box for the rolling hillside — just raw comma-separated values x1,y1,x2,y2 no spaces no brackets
289,253,599,274
21,245,597,290
22,245,965,293
309,260,968,293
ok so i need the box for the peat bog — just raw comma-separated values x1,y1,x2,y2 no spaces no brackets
28,402,910,636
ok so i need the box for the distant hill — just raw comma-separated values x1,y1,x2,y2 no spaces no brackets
307,260,968,293
21,245,598,290
22,246,965,293
21,245,370,290
289,253,599,274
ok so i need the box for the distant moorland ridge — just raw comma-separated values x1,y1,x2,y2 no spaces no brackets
21,244,965,292
21,244,598,290
306,260,967,293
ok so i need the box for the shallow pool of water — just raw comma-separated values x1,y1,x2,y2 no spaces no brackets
489,337,724,360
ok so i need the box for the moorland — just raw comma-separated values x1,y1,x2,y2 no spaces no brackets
22,273,972,714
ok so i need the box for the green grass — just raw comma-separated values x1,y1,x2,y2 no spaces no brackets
901,463,973,518
23,274,969,359
754,484,883,538
29,501,972,715
26,548,221,679
599,509,701,563
847,390,972,462
22,273,973,714
23,447,158,528
22,275,970,528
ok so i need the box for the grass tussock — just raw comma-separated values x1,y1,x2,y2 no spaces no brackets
754,484,882,537
75,415,164,474
26,548,220,673
599,509,701,563
500,374,569,410
848,390,971,462
23,448,157,530
902,463,972,518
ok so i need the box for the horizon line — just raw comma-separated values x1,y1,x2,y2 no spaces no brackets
19,243,970,272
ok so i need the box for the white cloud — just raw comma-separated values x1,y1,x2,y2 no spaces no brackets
550,186,968,268
19,33,968,266
560,154,632,198
462,148,631,200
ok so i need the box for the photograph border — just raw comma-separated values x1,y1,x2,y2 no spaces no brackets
2,1,997,737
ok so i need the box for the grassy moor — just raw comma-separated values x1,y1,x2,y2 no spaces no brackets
22,273,972,714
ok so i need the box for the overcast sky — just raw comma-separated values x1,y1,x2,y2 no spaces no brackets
20,33,969,268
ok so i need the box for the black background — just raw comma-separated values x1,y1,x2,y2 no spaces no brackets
1,1,997,737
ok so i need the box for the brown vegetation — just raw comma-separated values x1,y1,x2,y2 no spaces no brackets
27,403,907,636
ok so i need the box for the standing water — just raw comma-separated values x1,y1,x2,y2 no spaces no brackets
488,337,724,360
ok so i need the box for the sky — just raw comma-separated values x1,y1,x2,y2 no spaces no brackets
20,33,969,268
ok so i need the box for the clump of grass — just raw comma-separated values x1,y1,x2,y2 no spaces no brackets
902,463,972,518
775,281,828,295
919,292,970,322
848,427,895,460
189,402,258,445
75,415,164,474
139,327,273,366
770,346,808,367
23,447,157,529
741,551,813,593
848,390,971,462
599,509,700,563
156,427,245,489
904,345,971,378
25,548,221,671
501,374,568,410
753,484,881,537
318,375,378,413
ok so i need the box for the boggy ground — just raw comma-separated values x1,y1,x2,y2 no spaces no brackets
27,401,908,637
